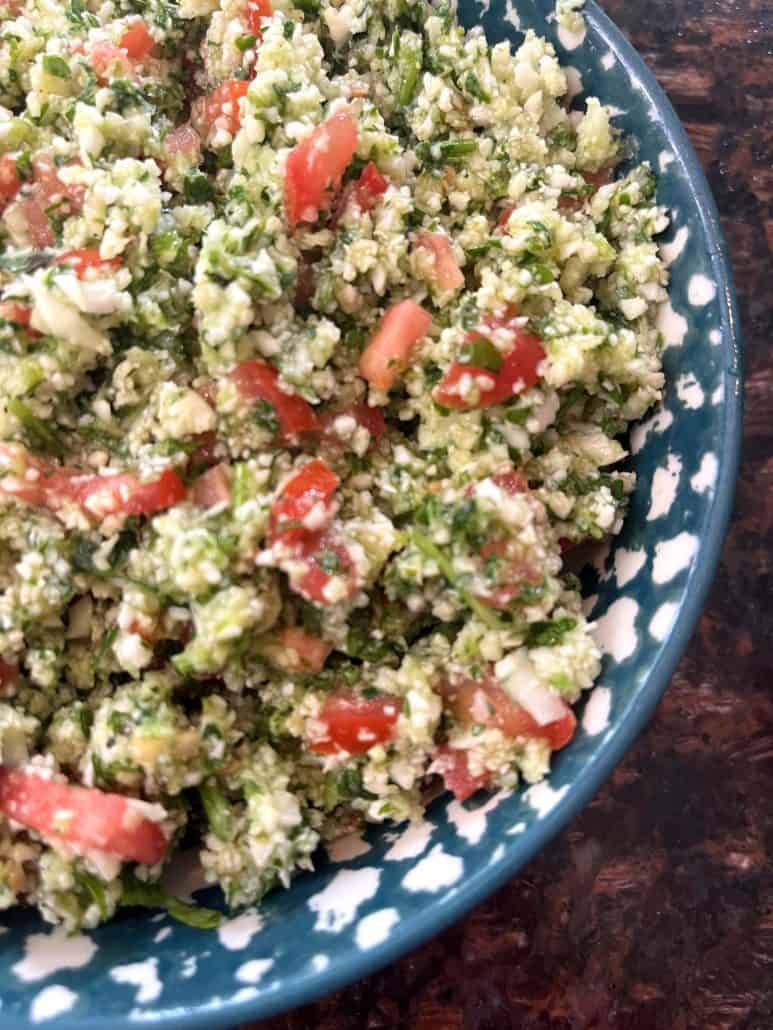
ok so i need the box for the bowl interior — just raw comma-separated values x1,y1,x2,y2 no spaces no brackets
0,2,741,1027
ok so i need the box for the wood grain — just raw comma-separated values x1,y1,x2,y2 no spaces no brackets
246,3,773,1027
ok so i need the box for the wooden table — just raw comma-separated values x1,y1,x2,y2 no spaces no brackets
249,3,773,1026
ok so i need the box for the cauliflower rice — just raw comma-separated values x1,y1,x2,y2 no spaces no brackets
0,0,669,929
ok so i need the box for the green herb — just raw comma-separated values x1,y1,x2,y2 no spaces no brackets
14,151,32,180
7,399,65,458
183,171,214,204
397,36,422,107
235,33,256,52
317,550,341,575
122,874,222,930
463,72,490,102
525,617,577,648
416,138,478,167
42,55,71,79
75,870,108,919
199,781,235,841
77,704,93,738
283,19,295,38
458,336,502,373
253,398,279,435
411,529,505,631
292,0,319,14
0,250,54,274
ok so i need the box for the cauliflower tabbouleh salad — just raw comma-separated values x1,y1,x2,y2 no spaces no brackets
0,0,669,930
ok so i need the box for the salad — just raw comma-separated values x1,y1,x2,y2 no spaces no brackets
0,0,668,929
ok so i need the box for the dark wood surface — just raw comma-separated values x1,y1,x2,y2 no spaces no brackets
247,3,773,1027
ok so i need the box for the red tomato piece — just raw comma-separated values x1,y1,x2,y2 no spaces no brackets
0,768,168,865
310,689,400,754
191,463,231,508
292,534,359,606
359,300,432,392
51,467,187,520
434,745,491,802
191,79,249,140
559,166,617,212
433,314,545,410
0,154,21,209
276,626,332,673
0,302,32,328
58,248,122,278
414,232,464,291
433,363,498,409
243,0,272,36
449,676,576,750
284,110,358,229
0,658,18,689
269,459,339,548
495,205,515,233
319,402,386,448
164,124,201,161
119,19,155,60
91,40,134,80
231,360,319,439
334,161,388,224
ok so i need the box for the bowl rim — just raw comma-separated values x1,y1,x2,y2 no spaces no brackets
6,3,743,1028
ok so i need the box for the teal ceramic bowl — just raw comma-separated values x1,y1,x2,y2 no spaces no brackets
0,2,742,1027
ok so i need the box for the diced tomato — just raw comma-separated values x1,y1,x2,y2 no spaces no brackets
334,161,388,224
359,300,432,392
32,156,85,213
448,676,576,750
310,689,400,754
434,746,492,802
0,768,168,865
164,124,201,161
91,40,134,81
0,658,18,690
319,402,386,449
231,360,319,439
495,205,515,232
0,445,186,521
5,157,84,249
491,468,529,495
191,463,231,508
243,0,272,36
414,232,464,291
475,537,541,609
284,110,358,229
119,19,155,61
292,533,359,606
191,79,249,140
434,314,545,410
269,459,339,548
189,431,220,470
276,626,332,674
49,467,187,520
0,302,32,328
58,248,122,278
0,155,21,209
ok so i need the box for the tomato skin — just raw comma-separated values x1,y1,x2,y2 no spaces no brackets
433,363,498,409
0,658,18,689
5,157,84,249
191,463,231,508
434,746,491,801
433,315,545,410
449,676,576,750
310,689,400,754
119,19,155,60
284,110,358,229
0,445,186,520
414,232,464,291
192,79,249,140
334,161,388,223
243,0,272,36
319,402,386,449
0,769,168,865
269,459,339,549
58,248,122,277
0,302,33,328
276,626,331,673
359,300,432,392
231,360,319,439
0,154,21,209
